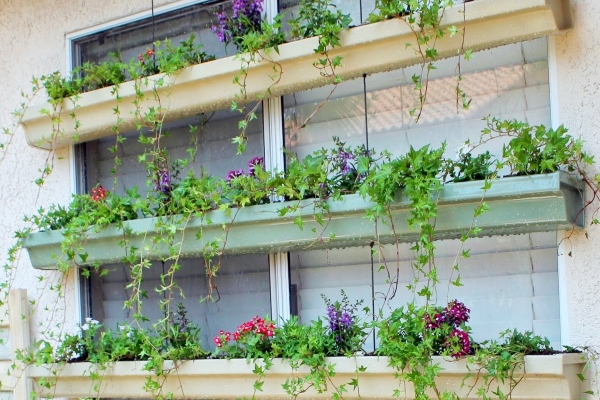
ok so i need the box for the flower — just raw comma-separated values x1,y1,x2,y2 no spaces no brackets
226,169,244,183
138,49,155,62
455,142,473,158
444,300,470,325
247,156,264,176
155,168,171,194
211,0,264,48
91,186,107,201
446,328,471,358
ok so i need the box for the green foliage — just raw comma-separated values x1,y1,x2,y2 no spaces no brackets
156,34,216,74
366,0,411,21
466,330,556,399
41,34,215,103
443,150,495,183
40,71,82,102
288,0,351,77
79,53,127,91
34,304,208,367
271,316,340,397
481,117,593,175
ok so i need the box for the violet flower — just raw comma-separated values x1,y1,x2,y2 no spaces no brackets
444,300,470,326
248,156,264,176
226,169,244,183
155,169,171,194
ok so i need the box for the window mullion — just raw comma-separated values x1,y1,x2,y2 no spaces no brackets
263,93,290,322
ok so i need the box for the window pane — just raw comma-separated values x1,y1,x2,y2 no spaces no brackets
290,232,560,352
83,106,264,197
72,1,234,67
283,78,367,158
90,254,271,349
279,0,373,26
285,38,558,349
366,38,550,164
75,2,269,337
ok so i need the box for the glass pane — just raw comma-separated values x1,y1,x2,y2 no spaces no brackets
365,38,550,166
290,231,560,352
289,246,376,352
283,78,367,159
279,0,372,30
285,37,557,350
90,253,271,349
83,106,264,197
72,1,234,67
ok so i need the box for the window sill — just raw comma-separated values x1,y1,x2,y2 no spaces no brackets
21,0,572,150
27,354,585,399
23,172,584,270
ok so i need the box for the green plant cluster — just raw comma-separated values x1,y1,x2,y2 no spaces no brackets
41,34,215,102
22,120,592,273
18,296,566,400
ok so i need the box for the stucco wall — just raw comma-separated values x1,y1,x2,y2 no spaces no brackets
553,0,600,308
552,0,600,391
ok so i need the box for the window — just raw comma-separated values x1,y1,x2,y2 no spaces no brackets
73,0,560,350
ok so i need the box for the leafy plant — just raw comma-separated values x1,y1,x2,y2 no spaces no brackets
288,0,352,78
212,0,285,53
213,316,276,359
78,53,127,91
479,117,593,175
443,148,495,183
40,71,82,102
322,291,367,356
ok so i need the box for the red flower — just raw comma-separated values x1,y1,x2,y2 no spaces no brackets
91,185,107,202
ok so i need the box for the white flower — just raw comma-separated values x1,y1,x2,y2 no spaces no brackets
85,317,99,325
81,323,89,331
455,142,473,158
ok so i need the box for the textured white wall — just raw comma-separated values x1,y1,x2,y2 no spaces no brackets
553,2,600,335
551,0,600,391
0,0,177,339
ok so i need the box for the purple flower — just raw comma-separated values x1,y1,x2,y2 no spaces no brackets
226,169,244,183
155,169,171,194
423,312,446,330
340,312,352,328
248,156,265,176
446,328,471,358
212,0,264,48
444,300,470,326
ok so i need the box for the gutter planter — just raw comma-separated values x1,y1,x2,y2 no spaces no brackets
23,172,584,270
21,0,572,150
28,354,586,399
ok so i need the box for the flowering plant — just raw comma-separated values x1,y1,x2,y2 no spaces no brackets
212,0,285,53
213,316,276,358
322,291,366,355
423,299,472,357
225,156,272,206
